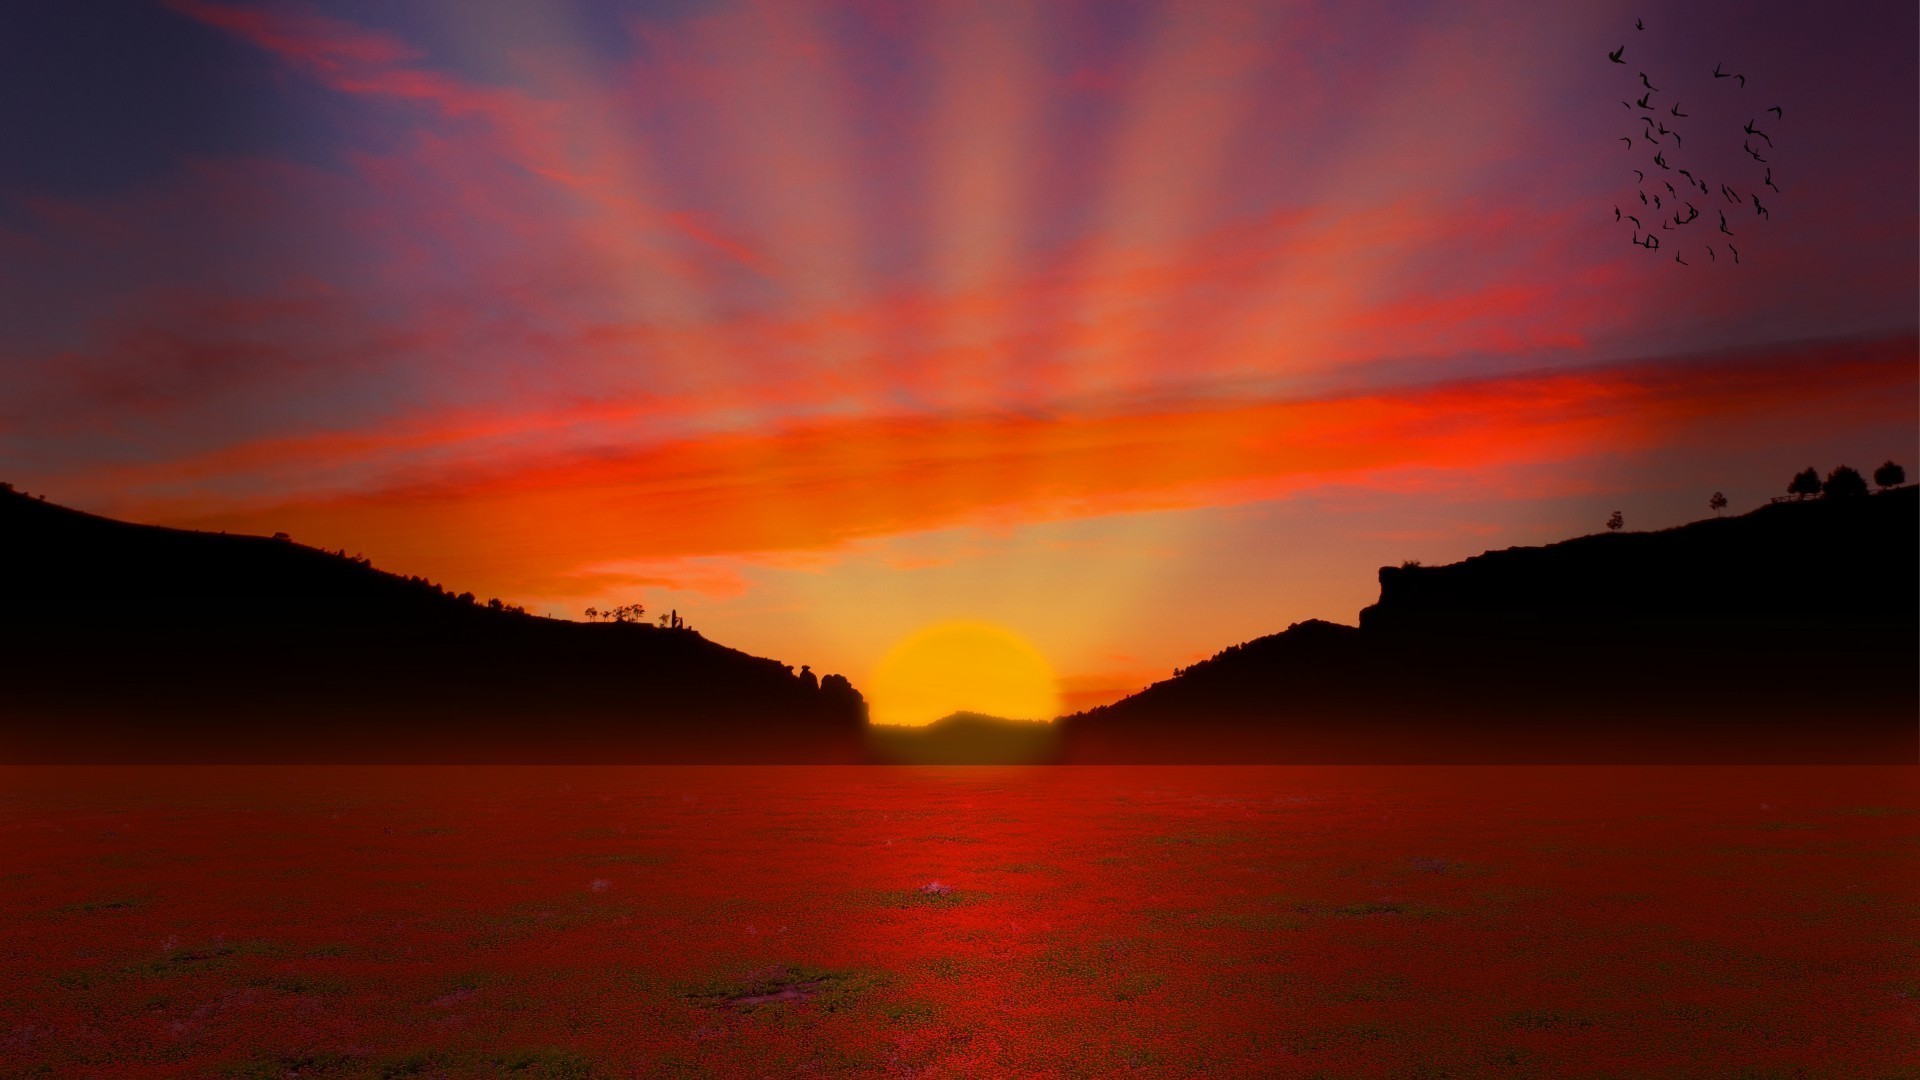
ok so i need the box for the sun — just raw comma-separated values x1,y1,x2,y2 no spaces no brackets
868,621,1061,727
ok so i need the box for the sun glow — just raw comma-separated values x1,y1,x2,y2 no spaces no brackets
868,621,1061,727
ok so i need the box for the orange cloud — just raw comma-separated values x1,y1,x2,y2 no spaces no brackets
106,335,1911,601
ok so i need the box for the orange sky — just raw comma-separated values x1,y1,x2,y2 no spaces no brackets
3,1,1915,714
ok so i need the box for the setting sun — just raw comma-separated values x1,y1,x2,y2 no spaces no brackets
868,621,1061,727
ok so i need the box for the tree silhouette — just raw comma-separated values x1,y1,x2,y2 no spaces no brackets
1787,467,1822,499
1709,492,1728,516
1873,461,1907,490
1606,510,1624,532
1822,465,1868,498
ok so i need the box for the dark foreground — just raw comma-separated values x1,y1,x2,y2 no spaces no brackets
3,766,1916,1078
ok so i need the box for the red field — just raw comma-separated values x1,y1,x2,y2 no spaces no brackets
3,766,1916,1078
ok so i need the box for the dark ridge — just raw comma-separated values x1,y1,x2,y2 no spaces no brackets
0,488,866,762
1061,489,1918,763
864,711,1061,765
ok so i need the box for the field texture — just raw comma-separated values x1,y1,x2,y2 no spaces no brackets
3,765,1916,1078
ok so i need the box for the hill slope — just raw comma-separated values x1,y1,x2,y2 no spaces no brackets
1063,490,1918,763
0,489,866,762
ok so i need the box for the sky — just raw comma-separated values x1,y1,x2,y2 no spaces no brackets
3,0,1915,720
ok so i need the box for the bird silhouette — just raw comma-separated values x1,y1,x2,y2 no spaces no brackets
1639,190,1649,205
1681,202,1698,223
1744,120,1773,146
1644,233,1661,250
1670,102,1688,118
1634,169,1645,182
1707,246,1716,261
1656,121,1670,135
1654,194,1662,209
1719,210,1733,235
1653,150,1669,169
1698,179,1709,194
1665,182,1675,195
1622,100,1634,109
1610,46,1626,63
1721,184,1739,203
1678,168,1695,183
1764,167,1778,192
1627,214,1642,228
1735,73,1746,88
1670,130,1682,148
1712,62,1729,78
1642,131,1660,145
1660,218,1673,229
1752,194,1769,219
1728,244,1739,263
1636,17,1644,30
1767,105,1782,118
1620,136,1633,148
1637,92,1653,110
1640,72,1659,91
1614,206,1621,221
1675,252,1688,265
1744,142,1767,163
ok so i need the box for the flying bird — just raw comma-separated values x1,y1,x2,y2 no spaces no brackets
1654,195,1662,209
1634,169,1645,182
1767,105,1782,118
1644,233,1661,250
1660,218,1672,229
1744,142,1768,163
1636,17,1644,30
1678,168,1695,183
1640,72,1659,90
1735,74,1745,88
1707,246,1716,261
1721,184,1739,203
1765,167,1778,192
1620,136,1634,148
1675,253,1688,265
1712,62,1729,78
1653,150,1669,169
1728,244,1740,263
1627,214,1642,228
1670,131,1682,148
1614,206,1621,221
1637,92,1653,110
1639,190,1648,205
1665,182,1675,195
1682,202,1698,223
1752,194,1769,219
1719,210,1733,235
1609,46,1626,63
1744,120,1772,146
1670,102,1688,117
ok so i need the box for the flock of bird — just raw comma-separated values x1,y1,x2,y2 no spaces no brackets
1608,18,1782,266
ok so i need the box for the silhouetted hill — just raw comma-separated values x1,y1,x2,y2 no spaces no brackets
865,712,1061,765
1063,489,1918,763
0,488,866,762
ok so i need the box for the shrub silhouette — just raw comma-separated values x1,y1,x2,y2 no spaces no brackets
1873,461,1906,490
1709,492,1727,516
1606,511,1624,532
1787,467,1822,499
1823,465,1868,498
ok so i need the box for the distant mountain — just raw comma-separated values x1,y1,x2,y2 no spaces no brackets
1061,489,1918,763
0,487,866,762
865,711,1060,765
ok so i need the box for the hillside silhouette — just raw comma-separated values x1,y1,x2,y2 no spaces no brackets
0,488,866,762
866,711,1060,765
1061,488,1917,763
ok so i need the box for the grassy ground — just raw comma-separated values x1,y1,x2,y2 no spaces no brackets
2,764,1916,1077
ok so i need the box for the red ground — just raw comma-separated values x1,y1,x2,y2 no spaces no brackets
3,766,1916,1078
